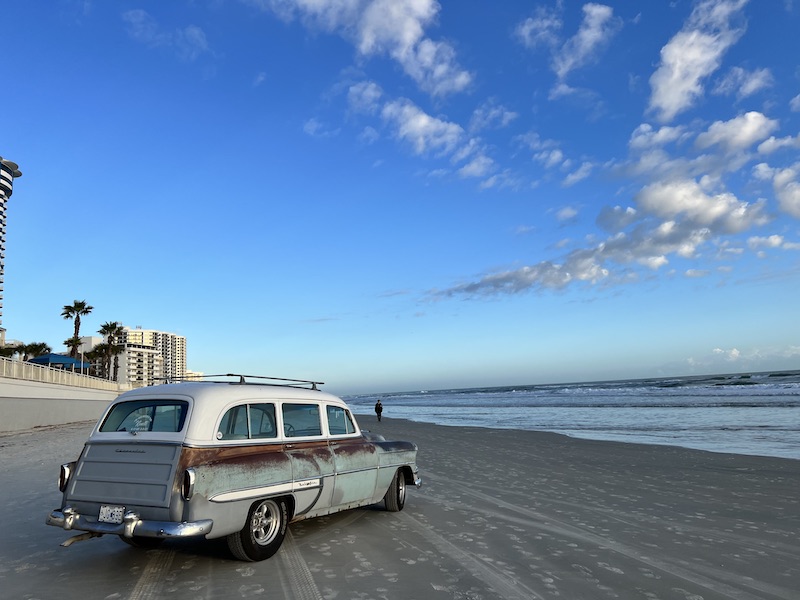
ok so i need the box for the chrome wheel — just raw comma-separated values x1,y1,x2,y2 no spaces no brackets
251,499,281,546
228,497,289,561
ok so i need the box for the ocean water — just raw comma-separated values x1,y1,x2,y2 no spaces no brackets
345,370,800,460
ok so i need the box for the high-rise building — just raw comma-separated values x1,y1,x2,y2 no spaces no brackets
0,157,22,346
112,326,187,387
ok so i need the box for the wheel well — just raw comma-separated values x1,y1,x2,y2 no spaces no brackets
399,466,414,485
284,495,296,520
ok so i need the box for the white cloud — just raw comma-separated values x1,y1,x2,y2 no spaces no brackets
695,112,778,153
752,162,774,181
457,155,494,179
250,0,471,96
175,25,209,61
123,10,210,61
123,10,170,47
556,206,578,222
685,268,710,277
773,165,800,217
758,134,800,154
596,206,639,232
791,94,800,112
359,126,380,144
253,71,267,87
552,3,621,80
713,347,741,360
641,255,669,269
629,124,688,150
399,38,473,96
713,66,773,98
514,6,562,49
381,99,463,156
303,117,340,137
747,235,783,249
357,0,437,55
535,149,566,169
348,81,383,114
469,99,518,132
563,161,593,187
648,0,749,123
635,179,768,233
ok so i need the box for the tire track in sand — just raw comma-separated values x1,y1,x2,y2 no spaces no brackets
277,530,324,600
424,472,796,600
384,511,546,600
126,548,176,600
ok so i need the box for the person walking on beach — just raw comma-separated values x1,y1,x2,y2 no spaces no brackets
375,399,383,422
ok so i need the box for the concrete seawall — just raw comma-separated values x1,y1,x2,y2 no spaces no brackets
0,377,121,432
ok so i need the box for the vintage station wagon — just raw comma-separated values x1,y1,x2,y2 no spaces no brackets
46,375,420,561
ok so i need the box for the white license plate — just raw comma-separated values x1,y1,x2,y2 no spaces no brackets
99,505,125,524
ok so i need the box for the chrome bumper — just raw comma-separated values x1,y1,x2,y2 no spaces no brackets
47,506,213,539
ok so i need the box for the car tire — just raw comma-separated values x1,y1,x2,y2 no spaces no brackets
384,469,406,512
227,497,289,561
119,535,164,549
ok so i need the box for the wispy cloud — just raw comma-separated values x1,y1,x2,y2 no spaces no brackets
432,108,789,299
515,3,622,85
380,99,463,156
648,0,749,122
244,0,471,97
122,10,210,61
552,3,622,81
514,5,562,50
713,66,774,99
469,99,518,132
303,118,340,138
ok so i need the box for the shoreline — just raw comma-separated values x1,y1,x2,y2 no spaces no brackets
358,413,800,462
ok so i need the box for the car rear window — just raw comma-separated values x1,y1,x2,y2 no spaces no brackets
100,400,189,433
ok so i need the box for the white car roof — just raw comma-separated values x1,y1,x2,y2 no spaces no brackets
95,381,351,445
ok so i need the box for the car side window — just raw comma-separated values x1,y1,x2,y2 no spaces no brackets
282,403,322,437
327,406,356,435
249,403,277,439
218,403,277,440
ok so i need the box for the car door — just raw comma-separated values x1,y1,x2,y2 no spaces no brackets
280,402,335,516
326,405,378,507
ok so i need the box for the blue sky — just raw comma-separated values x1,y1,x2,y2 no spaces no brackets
4,0,800,394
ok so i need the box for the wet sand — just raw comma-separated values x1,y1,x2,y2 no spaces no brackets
2,417,798,599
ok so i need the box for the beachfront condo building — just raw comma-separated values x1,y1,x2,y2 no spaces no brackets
0,157,22,347
112,326,188,387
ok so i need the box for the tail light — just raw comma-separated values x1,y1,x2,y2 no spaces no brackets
58,462,75,493
182,468,196,500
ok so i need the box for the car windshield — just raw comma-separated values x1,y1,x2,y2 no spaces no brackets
100,400,189,433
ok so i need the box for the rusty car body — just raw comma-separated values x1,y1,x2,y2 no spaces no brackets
46,375,420,561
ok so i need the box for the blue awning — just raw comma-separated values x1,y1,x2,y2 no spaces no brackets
28,353,92,369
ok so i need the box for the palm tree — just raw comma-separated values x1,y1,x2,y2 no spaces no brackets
98,321,124,380
0,343,22,358
85,344,107,378
62,300,93,358
63,336,81,359
22,342,52,361
111,343,125,382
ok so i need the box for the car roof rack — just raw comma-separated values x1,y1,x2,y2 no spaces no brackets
160,374,324,390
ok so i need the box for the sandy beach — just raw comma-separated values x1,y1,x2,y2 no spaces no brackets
2,417,798,599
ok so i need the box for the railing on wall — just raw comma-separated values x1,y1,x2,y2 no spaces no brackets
0,357,127,392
